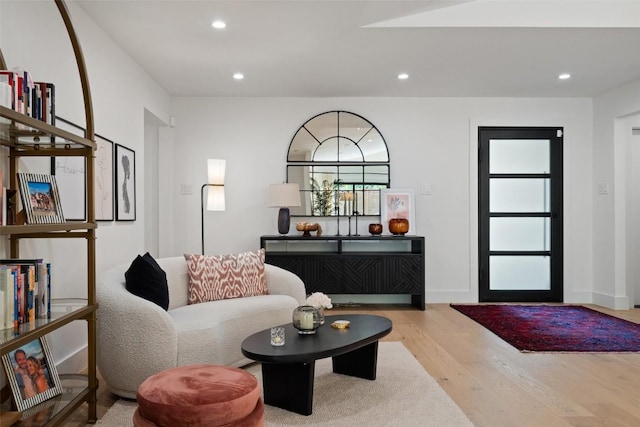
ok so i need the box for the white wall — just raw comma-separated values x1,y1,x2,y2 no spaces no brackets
1,1,171,372
167,97,594,304
592,79,640,309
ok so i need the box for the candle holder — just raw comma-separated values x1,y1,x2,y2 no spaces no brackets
292,305,322,334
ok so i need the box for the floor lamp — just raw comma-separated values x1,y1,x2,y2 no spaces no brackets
201,159,226,254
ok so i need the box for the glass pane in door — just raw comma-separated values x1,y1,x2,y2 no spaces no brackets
490,139,550,173
490,256,551,290
490,179,550,212
490,218,550,251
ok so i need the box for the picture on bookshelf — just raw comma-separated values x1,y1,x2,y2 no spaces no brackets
115,144,136,221
51,116,86,221
17,173,65,224
95,133,114,221
1,336,63,412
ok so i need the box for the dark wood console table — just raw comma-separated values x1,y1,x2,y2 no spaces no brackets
260,235,425,310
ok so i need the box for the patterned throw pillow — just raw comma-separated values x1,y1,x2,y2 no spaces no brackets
184,249,268,305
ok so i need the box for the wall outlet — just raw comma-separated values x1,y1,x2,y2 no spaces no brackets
419,183,433,195
181,184,193,195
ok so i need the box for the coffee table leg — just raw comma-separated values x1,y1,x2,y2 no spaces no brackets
261,362,316,416
332,341,379,380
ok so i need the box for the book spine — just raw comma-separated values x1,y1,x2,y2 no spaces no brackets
37,262,47,318
46,263,51,318
12,267,18,330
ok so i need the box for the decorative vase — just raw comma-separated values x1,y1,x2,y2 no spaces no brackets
388,218,409,235
292,305,322,334
368,223,383,235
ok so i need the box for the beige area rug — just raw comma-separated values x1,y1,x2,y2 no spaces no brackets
94,341,473,426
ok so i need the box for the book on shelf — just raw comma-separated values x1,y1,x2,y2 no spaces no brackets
0,265,18,330
0,69,55,124
0,259,51,330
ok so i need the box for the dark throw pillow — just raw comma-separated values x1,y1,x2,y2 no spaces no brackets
125,252,169,310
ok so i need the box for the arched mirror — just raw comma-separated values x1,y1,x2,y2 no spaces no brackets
287,111,390,217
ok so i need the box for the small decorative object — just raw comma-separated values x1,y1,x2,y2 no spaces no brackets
368,223,383,235
17,173,65,224
270,326,285,346
296,221,323,237
292,305,322,334
1,336,63,412
305,292,332,325
330,320,351,329
388,218,409,235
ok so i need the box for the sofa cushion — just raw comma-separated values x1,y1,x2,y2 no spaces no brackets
125,252,169,310
185,249,268,305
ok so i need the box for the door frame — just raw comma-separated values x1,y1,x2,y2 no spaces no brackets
478,126,564,302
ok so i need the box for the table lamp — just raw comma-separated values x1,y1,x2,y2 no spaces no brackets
268,183,301,235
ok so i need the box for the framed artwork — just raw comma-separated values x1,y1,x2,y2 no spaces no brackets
380,188,415,235
115,144,136,221
51,117,86,221
17,173,65,224
95,133,114,221
1,336,63,412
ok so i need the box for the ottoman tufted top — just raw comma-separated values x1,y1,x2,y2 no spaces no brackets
136,364,260,427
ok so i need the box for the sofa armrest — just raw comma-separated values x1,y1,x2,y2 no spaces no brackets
264,264,307,305
96,264,179,398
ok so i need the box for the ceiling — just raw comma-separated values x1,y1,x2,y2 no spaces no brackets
75,0,640,98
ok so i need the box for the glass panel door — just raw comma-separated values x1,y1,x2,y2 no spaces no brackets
478,127,563,302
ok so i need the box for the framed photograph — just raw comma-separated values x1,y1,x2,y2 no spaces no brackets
380,188,415,235
95,133,114,221
115,144,136,221
17,173,65,224
1,336,63,412
51,117,86,221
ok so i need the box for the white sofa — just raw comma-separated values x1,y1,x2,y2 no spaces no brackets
96,256,306,399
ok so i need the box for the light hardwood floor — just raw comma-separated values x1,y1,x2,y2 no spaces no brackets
64,304,639,427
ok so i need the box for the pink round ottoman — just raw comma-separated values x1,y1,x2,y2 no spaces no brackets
133,364,264,427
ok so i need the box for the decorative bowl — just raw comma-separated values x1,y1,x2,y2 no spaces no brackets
368,223,383,235
388,218,409,235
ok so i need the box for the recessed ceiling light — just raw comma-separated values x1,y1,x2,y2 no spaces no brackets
398,73,409,80
233,73,244,80
558,73,571,80
212,20,226,29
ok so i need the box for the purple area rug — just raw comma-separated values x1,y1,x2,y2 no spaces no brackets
450,304,640,352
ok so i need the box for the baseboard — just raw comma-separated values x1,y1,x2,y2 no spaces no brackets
55,344,87,375
592,292,631,310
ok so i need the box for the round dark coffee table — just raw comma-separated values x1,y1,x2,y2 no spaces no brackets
241,314,392,415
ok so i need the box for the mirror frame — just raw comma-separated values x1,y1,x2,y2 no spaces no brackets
286,111,390,217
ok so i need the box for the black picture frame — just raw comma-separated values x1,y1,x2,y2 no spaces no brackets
95,133,114,221
51,117,86,221
1,336,63,412
115,144,136,221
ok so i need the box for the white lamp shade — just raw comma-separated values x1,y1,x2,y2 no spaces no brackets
268,183,301,207
207,185,225,211
207,159,226,185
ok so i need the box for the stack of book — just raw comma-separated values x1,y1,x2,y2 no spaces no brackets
0,68,55,124
0,259,52,331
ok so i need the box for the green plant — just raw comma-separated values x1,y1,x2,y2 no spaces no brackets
310,178,335,216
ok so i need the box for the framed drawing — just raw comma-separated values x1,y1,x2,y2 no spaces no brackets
17,173,65,224
380,188,415,235
1,336,63,412
51,117,86,221
95,133,114,221
115,144,136,221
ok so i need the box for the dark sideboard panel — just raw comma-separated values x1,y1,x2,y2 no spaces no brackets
261,235,425,310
